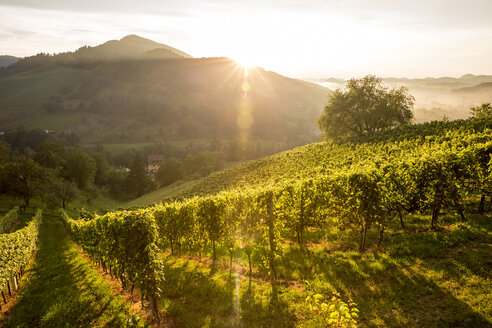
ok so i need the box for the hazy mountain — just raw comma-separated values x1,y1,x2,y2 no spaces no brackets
307,74,492,122
0,55,20,67
0,36,329,152
453,82,492,94
73,35,192,61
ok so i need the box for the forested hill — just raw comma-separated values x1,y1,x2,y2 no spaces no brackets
0,55,19,67
0,35,329,148
131,117,492,205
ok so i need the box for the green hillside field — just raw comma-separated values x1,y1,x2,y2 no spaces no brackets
130,116,492,206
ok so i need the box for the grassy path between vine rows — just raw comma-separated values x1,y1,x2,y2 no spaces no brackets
4,211,144,327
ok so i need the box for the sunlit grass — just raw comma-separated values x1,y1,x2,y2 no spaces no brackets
6,211,144,327
158,213,492,327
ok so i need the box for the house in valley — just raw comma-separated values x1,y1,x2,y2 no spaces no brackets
147,154,165,175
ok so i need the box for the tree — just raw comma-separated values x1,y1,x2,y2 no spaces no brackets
91,152,110,187
63,147,96,189
183,152,216,178
46,177,78,209
34,140,66,170
470,103,492,118
105,168,128,199
0,141,9,163
3,156,47,207
155,158,183,187
318,75,414,138
126,154,153,197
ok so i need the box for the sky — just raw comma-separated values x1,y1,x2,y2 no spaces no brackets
1,0,491,78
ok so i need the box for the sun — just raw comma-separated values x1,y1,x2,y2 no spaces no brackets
233,55,258,70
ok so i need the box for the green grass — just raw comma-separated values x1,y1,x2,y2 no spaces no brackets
159,255,302,328
0,65,90,113
5,210,145,327
67,192,125,216
158,213,492,327
19,112,87,131
127,180,200,207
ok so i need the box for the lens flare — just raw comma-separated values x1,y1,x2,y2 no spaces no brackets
241,81,251,92
237,112,253,130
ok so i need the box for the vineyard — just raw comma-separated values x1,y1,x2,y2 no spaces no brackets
0,209,42,311
134,117,492,202
1,117,492,327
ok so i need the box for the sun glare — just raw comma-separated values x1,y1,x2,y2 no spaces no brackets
234,56,258,70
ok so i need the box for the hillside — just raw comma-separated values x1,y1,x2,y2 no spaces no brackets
3,108,492,328
117,116,492,328
0,36,329,153
73,34,192,61
453,81,492,94
129,116,492,206
0,55,19,67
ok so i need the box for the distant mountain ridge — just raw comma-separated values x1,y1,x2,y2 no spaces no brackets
73,35,192,61
452,81,492,94
0,55,20,67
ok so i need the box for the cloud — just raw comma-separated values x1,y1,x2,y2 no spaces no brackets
0,0,491,77
0,0,196,16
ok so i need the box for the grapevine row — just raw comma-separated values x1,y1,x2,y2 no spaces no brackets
0,207,19,233
61,209,163,321
0,209,42,307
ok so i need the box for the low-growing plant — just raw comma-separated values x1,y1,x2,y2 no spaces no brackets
305,292,359,327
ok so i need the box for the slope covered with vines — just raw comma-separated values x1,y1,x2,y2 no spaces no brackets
0,209,42,304
63,117,492,327
164,117,492,199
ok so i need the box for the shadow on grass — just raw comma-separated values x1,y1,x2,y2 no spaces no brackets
160,256,296,328
276,215,492,327
160,256,236,327
6,213,137,327
240,281,296,328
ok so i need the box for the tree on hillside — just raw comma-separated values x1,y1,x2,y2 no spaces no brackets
46,176,78,209
0,141,9,163
34,140,66,170
155,158,183,187
470,103,492,118
3,156,47,207
317,75,414,138
1,128,49,151
63,147,96,189
91,152,111,187
126,154,153,197
183,152,217,178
